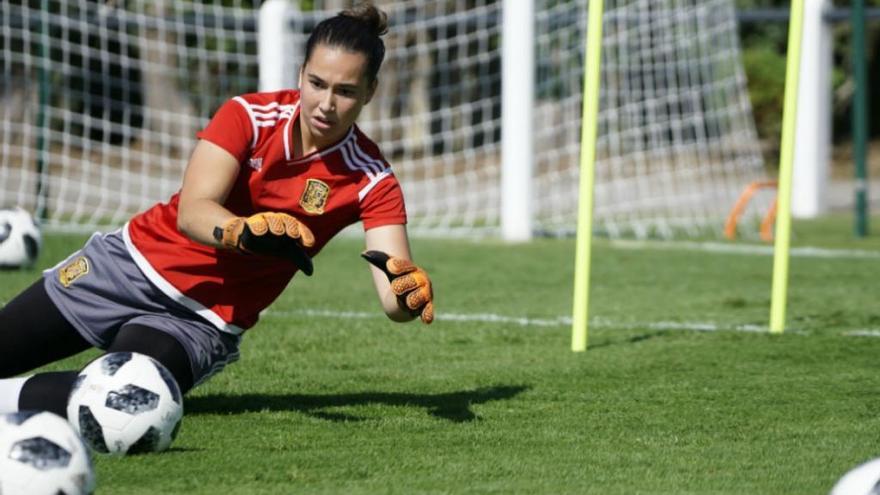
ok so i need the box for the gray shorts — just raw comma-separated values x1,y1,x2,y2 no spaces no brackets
43,230,241,388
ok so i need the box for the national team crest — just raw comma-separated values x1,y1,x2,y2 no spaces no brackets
299,178,330,215
59,256,90,288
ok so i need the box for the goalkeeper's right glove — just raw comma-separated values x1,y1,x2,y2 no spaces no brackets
214,212,315,275
361,250,434,324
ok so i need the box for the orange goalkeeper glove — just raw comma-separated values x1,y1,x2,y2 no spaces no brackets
214,212,316,275
361,250,434,324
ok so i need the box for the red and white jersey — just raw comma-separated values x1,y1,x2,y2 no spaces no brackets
124,90,406,334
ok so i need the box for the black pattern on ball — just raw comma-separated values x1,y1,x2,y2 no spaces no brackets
154,359,182,405
70,373,87,396
3,410,40,426
78,405,109,453
9,437,72,470
170,418,182,441
105,384,159,414
0,221,11,243
100,352,133,376
126,426,161,455
22,233,38,260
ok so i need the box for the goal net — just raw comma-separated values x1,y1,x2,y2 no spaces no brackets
534,0,769,239
1,0,769,238
1,1,261,232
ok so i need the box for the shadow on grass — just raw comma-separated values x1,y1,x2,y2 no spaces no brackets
126,446,204,457
585,331,677,349
185,385,529,423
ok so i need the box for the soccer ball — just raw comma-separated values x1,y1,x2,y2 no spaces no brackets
0,206,41,268
0,410,96,495
830,457,880,495
66,352,184,455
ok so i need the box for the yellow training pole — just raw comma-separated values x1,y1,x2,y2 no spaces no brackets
571,0,605,352
770,1,806,333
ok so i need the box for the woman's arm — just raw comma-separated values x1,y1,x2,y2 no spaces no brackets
363,224,419,322
176,140,241,248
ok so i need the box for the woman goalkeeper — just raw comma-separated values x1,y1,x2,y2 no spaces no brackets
0,1,434,418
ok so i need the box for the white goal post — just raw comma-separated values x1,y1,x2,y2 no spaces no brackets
1,1,829,239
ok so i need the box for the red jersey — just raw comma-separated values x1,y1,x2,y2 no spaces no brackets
125,90,407,334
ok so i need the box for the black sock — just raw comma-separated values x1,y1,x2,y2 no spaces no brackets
18,371,79,419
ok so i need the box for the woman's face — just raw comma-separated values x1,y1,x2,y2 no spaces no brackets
298,44,376,150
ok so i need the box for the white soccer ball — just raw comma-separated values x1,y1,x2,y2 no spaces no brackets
67,352,184,455
0,410,96,495
830,457,880,495
0,206,41,268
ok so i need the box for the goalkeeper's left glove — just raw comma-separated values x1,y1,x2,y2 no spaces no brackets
361,250,434,324
214,212,315,275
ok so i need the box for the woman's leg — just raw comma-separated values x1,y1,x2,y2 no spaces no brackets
14,323,196,419
0,279,92,377
108,323,195,394
0,279,92,415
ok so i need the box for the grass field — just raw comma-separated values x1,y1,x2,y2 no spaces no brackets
2,215,879,494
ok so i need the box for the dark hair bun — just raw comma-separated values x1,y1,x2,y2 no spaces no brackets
303,1,389,82
341,2,388,37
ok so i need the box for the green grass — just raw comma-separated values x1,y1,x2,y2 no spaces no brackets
2,216,879,494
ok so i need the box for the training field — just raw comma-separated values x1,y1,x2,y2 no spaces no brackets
2,216,879,494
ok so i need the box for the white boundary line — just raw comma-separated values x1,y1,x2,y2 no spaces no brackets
843,330,880,338
264,308,880,337
607,239,880,259
0,297,874,338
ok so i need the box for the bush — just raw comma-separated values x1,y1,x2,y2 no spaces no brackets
742,46,787,154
